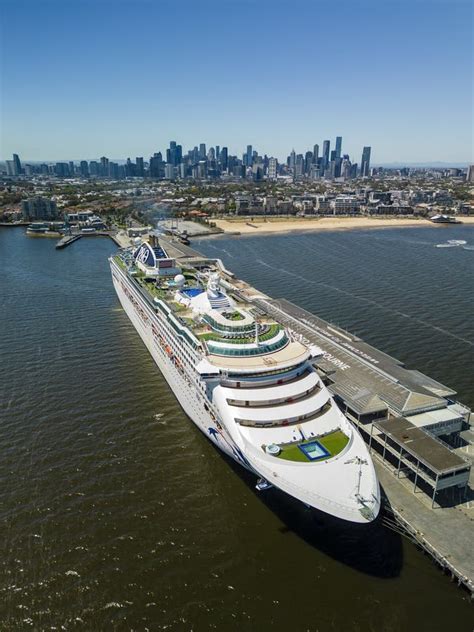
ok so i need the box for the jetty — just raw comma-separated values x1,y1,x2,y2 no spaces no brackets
159,235,474,596
55,234,83,249
55,230,131,250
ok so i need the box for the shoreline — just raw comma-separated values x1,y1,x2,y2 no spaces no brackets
210,216,474,238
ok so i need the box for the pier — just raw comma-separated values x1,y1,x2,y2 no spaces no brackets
55,234,83,249
158,235,474,596
55,230,131,250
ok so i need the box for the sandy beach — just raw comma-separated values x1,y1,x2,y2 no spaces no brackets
213,216,474,236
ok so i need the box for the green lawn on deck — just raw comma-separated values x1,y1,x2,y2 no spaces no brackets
277,430,349,463
114,255,127,270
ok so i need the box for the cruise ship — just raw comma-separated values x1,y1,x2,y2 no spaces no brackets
110,238,381,524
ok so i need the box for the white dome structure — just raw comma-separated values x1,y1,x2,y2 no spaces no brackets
174,274,185,286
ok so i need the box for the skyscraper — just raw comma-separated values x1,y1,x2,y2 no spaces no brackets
89,161,99,176
295,154,304,178
80,160,89,177
55,162,69,177
289,149,296,170
246,145,253,167
149,152,164,178
335,136,342,160
313,144,319,162
341,156,352,179
164,164,175,180
125,158,135,177
199,143,206,159
100,156,109,177
268,157,278,180
322,140,330,168
12,153,22,175
136,157,144,177
360,146,371,177
219,147,228,171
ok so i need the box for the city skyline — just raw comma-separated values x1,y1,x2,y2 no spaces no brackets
4,134,374,180
1,0,472,163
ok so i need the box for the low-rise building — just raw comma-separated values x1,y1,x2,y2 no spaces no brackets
332,196,361,214
370,203,414,215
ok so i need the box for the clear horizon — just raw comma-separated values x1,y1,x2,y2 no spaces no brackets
1,0,473,164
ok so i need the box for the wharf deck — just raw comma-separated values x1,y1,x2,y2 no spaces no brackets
376,461,474,594
55,234,83,249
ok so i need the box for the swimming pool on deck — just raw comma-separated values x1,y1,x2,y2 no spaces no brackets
181,288,204,298
298,441,330,461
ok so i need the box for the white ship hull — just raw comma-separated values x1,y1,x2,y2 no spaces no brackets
111,265,253,470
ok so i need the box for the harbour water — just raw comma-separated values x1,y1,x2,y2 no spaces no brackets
1,226,473,630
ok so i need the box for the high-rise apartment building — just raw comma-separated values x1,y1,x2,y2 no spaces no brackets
21,196,58,220
268,157,278,180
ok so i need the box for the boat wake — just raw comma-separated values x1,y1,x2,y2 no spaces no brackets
436,239,469,248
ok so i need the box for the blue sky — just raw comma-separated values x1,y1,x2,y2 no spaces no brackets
1,0,472,163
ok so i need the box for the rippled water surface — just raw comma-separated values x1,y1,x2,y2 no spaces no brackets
1,226,473,631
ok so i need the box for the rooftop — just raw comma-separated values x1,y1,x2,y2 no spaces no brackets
374,417,468,475
207,340,309,371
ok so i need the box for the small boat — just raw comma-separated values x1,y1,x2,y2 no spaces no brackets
430,214,462,224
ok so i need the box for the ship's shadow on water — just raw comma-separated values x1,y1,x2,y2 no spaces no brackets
222,453,403,579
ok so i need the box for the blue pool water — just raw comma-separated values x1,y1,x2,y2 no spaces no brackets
181,287,204,297
298,441,330,460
